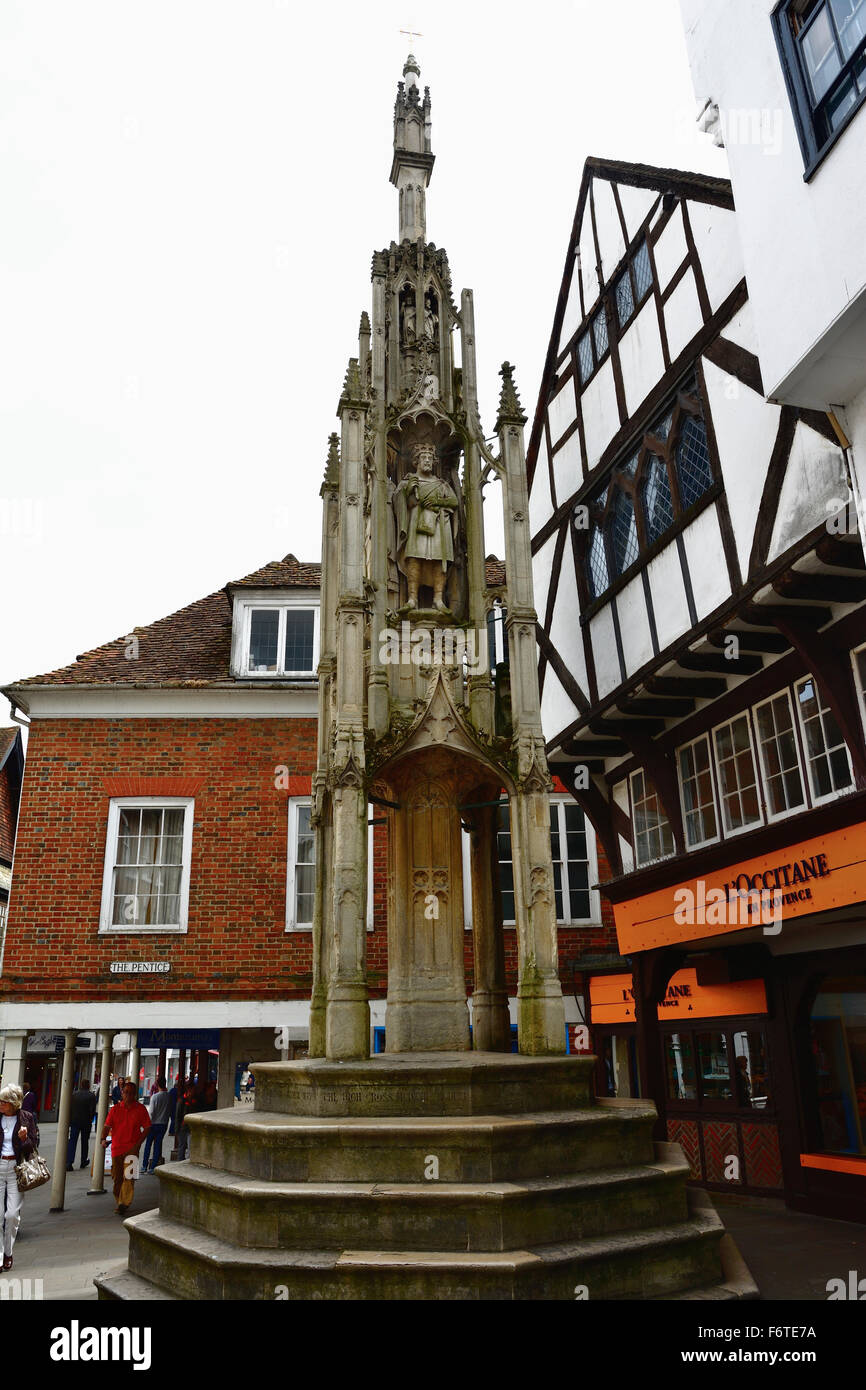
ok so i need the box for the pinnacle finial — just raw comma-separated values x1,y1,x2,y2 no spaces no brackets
321,433,340,494
496,361,527,429
359,310,370,335
339,356,367,412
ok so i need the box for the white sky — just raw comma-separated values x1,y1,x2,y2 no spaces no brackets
0,0,726,691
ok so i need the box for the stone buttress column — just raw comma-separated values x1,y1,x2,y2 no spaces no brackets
469,803,511,1052
460,288,494,737
367,270,390,738
496,364,566,1055
310,434,341,1057
325,361,371,1061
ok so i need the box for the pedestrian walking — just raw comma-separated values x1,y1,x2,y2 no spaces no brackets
0,1083,39,1270
110,1076,125,1105
66,1078,97,1171
21,1084,38,1118
100,1081,150,1214
141,1077,171,1172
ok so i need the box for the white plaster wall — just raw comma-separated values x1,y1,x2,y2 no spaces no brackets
548,374,578,447
616,182,658,241
582,358,621,472
700,354,781,574
647,543,691,652
619,298,666,420
613,780,635,873
664,268,705,363
579,217,599,310
548,554,590,700
618,835,635,874
558,263,583,356
720,299,761,356
685,201,744,315
552,430,582,501
592,178,627,284
767,421,848,561
531,531,560,619
679,0,866,403
653,207,688,292
529,433,554,534
616,575,654,677
589,605,621,698
541,665,578,748
681,504,731,619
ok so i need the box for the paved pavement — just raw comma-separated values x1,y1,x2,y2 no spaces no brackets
6,1124,866,1300
7,1122,163,1301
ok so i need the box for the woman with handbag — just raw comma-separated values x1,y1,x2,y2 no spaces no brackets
0,1083,40,1271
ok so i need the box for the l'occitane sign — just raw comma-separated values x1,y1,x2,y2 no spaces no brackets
614,824,866,954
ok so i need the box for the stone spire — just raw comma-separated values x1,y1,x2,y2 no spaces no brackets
495,361,528,430
321,432,340,494
390,54,434,243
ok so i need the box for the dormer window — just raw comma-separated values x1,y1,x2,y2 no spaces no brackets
232,594,320,678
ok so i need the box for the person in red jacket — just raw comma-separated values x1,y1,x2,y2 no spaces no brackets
100,1081,150,1214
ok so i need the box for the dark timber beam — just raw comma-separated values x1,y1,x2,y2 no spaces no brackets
815,534,866,571
561,737,628,760
709,627,790,654
616,695,697,719
741,601,832,631
774,570,866,604
677,649,763,677
645,674,727,699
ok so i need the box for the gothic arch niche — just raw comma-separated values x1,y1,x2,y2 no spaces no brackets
379,742,512,1054
386,413,467,619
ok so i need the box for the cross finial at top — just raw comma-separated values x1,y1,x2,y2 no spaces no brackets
400,28,423,48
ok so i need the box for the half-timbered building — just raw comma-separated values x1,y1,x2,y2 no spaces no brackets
528,155,866,1220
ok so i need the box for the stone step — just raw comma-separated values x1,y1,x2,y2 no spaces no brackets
186,1102,659,1183
95,1266,178,1301
156,1154,691,1251
122,1207,725,1300
251,1052,595,1118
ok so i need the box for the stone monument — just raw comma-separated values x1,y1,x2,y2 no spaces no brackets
96,56,756,1302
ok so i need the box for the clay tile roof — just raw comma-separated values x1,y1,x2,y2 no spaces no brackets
0,728,18,764
228,554,322,589
7,556,322,689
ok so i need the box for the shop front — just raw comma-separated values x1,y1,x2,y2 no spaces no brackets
609,823,866,1221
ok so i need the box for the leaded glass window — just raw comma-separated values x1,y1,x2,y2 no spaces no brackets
642,456,674,543
611,491,639,574
592,307,609,361
795,675,852,800
633,240,653,301
675,416,713,510
577,331,594,384
615,268,634,326
587,524,609,599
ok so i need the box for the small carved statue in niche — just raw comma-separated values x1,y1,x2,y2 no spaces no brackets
401,285,416,344
394,442,457,611
423,291,438,342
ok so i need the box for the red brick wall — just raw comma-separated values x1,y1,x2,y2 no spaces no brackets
2,718,320,1004
3,718,618,1008
0,765,14,863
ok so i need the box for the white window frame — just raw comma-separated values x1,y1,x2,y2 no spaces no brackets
752,689,807,824
286,797,374,932
231,593,320,679
549,796,601,925
710,712,764,840
482,795,600,929
676,733,720,851
852,643,866,739
98,797,194,935
629,769,675,868
794,673,854,806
